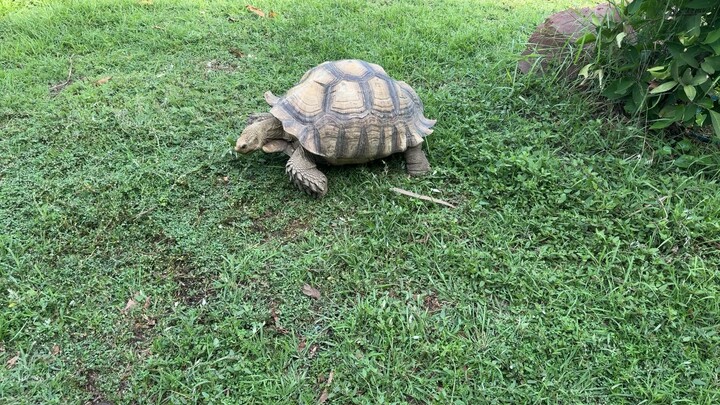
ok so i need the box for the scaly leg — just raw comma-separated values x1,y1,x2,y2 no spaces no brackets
404,145,431,176
286,147,328,198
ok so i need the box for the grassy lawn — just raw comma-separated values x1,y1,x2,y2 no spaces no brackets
2,0,720,402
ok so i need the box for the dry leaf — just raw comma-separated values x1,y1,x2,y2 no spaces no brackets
302,284,321,300
51,345,61,356
143,296,151,310
95,76,112,86
327,370,334,385
308,344,319,359
318,389,329,404
122,297,138,314
267,302,288,334
423,293,442,312
297,337,306,352
229,48,245,58
246,4,265,17
268,10,278,18
6,354,19,369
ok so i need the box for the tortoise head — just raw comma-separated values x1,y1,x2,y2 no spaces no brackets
235,114,287,154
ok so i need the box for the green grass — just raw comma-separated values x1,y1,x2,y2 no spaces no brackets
1,0,720,403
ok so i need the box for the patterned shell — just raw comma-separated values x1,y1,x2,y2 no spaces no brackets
268,59,436,160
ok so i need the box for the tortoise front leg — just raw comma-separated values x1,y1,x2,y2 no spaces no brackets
404,145,430,176
286,147,328,198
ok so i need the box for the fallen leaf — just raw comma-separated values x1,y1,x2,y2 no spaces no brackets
228,16,239,22
268,10,278,18
327,370,334,385
270,303,279,324
318,389,329,404
423,293,442,312
229,48,245,58
95,76,112,86
302,284,321,300
297,337,306,352
51,345,61,356
266,302,288,334
122,297,138,314
308,344,319,358
246,4,265,17
143,296,151,310
6,354,19,369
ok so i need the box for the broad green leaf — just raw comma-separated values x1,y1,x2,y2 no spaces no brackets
627,0,643,14
616,32,627,48
681,68,694,85
575,32,596,45
683,15,702,38
709,40,720,55
631,84,646,112
649,119,675,129
703,56,720,71
683,85,696,100
674,155,694,169
603,78,636,100
679,35,697,46
614,78,636,95
703,27,720,45
709,110,720,137
668,43,700,68
696,97,714,109
696,112,707,127
648,65,670,80
687,0,716,8
700,62,715,75
649,81,678,94
578,63,593,79
690,71,709,86
659,103,684,120
683,105,696,123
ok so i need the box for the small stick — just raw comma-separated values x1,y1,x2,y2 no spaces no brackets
49,57,74,94
390,187,456,208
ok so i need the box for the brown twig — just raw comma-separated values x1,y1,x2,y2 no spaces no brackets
50,57,74,95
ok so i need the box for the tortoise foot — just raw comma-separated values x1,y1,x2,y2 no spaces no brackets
405,145,430,176
286,147,328,198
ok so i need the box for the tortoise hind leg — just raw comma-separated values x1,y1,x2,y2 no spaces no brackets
404,145,430,176
286,147,328,198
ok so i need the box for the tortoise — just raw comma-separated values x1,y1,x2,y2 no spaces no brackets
234,59,436,198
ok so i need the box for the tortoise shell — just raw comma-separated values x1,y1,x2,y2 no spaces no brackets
267,59,435,162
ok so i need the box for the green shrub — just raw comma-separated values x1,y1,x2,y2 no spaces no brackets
582,0,720,136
